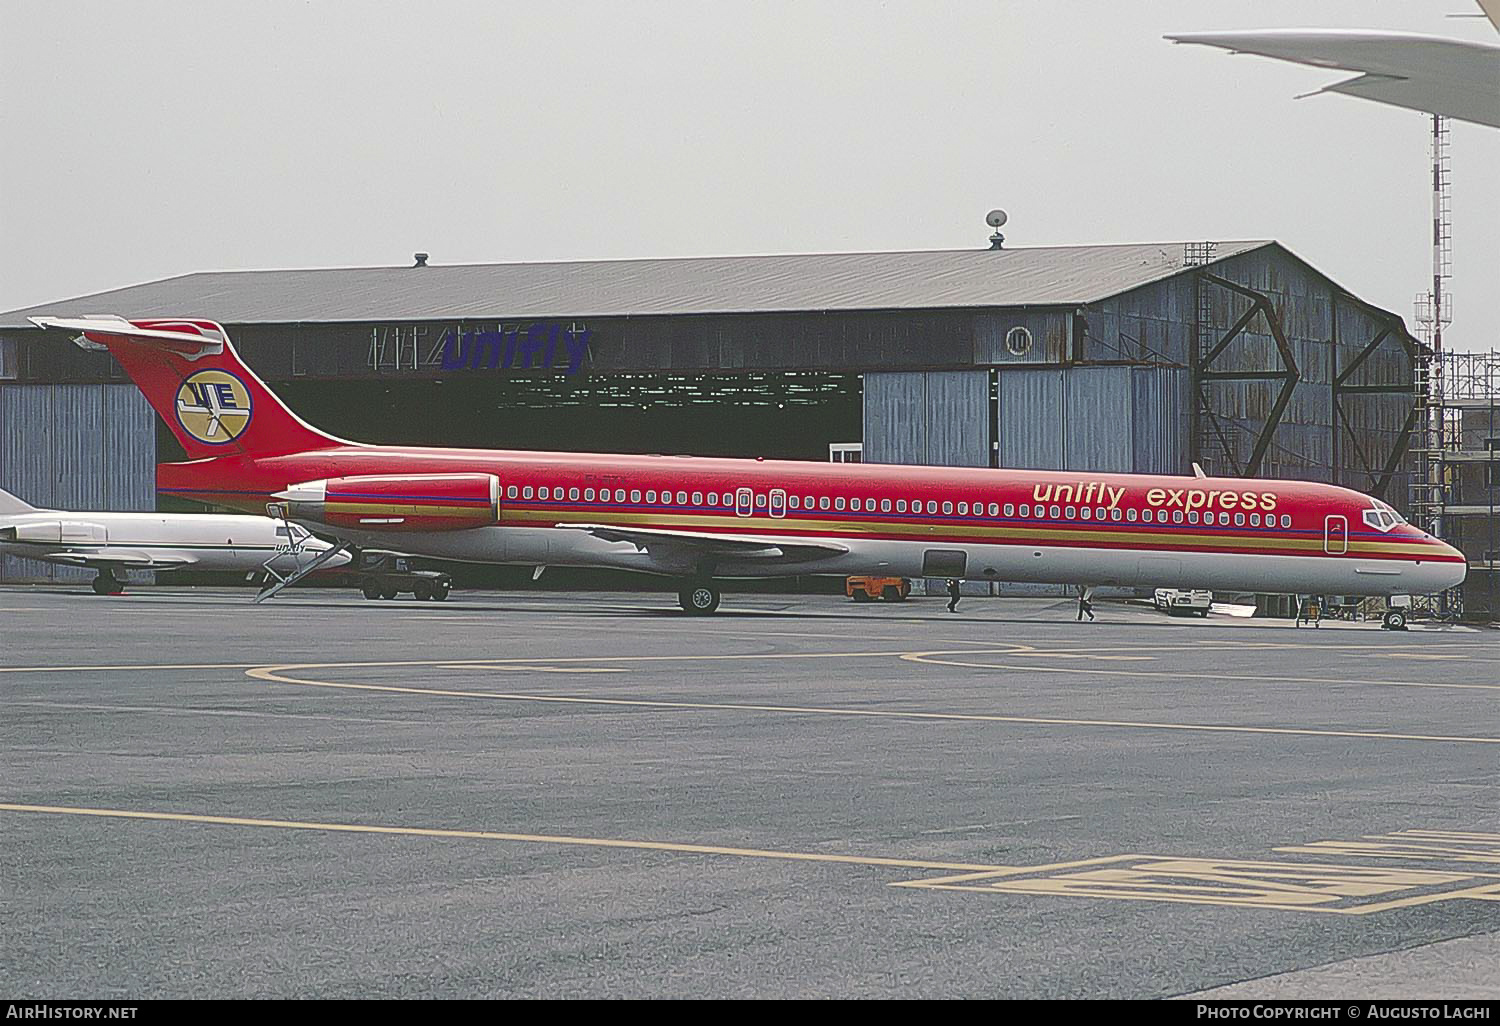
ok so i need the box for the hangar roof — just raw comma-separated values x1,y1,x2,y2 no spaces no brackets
0,240,1275,327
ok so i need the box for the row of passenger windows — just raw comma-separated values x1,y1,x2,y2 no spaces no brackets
503,483,1293,529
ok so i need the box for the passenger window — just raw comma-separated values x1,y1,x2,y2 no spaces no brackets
646,490,657,503
1047,505,1058,518
1004,504,1014,517
1080,507,1092,520
820,496,831,510
692,491,702,505
676,491,686,504
569,487,580,500
1127,508,1137,521
941,501,953,514
612,489,623,502
1173,511,1184,524
1281,514,1291,528
1065,506,1076,519
507,485,518,499
1235,513,1245,526
897,499,908,513
584,488,595,501
835,497,846,511
804,496,814,509
1019,504,1030,517
523,486,534,499
1111,508,1121,521
630,490,641,503
989,503,1000,516
1220,512,1230,526
881,499,891,512
926,500,937,514
755,494,767,509
958,502,968,515
851,498,862,512
1188,512,1199,524
1142,509,1153,522
1095,508,1105,520
1250,513,1260,527
539,487,550,500
788,495,800,510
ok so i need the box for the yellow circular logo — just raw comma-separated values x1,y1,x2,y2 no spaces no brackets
175,369,253,445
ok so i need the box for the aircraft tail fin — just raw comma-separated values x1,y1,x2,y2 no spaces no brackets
0,486,39,515
29,315,346,460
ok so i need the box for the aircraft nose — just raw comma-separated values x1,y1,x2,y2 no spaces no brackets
1429,538,1468,589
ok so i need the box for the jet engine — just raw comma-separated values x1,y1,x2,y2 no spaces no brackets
272,474,500,532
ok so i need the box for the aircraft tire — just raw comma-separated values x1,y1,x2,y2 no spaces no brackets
1383,609,1408,631
91,575,115,596
678,583,721,615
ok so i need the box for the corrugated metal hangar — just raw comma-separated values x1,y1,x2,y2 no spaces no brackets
0,239,1420,587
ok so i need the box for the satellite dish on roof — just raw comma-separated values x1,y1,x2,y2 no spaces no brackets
985,209,1008,228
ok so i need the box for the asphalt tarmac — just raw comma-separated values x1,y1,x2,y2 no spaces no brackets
2,585,1496,998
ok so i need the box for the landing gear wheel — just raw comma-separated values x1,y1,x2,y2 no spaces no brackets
362,581,382,600
413,581,433,601
1382,609,1408,631
678,582,721,615
91,572,123,596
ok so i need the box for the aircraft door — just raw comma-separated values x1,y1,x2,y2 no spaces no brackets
1324,514,1348,555
736,487,752,517
769,489,786,518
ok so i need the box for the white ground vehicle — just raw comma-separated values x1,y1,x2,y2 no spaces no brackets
1154,588,1213,617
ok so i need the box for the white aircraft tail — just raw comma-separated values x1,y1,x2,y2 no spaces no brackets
0,486,40,515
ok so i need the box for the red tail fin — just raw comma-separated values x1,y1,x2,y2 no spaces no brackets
30,315,343,459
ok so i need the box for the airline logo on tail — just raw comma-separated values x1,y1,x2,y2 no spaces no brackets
176,369,253,444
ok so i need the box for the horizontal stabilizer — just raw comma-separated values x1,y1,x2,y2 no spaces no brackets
29,315,226,359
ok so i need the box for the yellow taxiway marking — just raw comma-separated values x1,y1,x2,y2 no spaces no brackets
1276,830,1500,866
0,802,1002,873
894,855,1500,915
244,662,1500,746
6,802,1498,916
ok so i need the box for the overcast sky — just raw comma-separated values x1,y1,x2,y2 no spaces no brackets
2,0,1496,349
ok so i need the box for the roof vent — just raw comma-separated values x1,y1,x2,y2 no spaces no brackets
985,209,1008,250
413,252,429,268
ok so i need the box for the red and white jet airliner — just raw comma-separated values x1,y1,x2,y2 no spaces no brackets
32,316,1465,622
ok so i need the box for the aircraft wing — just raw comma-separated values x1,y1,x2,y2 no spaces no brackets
1165,29,1500,128
37,549,198,570
557,523,849,563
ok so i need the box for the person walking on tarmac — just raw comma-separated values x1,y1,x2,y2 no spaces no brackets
946,578,961,613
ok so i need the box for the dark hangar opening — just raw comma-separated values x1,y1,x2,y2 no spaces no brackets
273,372,862,460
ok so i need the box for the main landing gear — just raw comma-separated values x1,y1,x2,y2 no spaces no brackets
677,580,722,615
90,569,125,596
1076,585,1096,623
1381,608,1408,631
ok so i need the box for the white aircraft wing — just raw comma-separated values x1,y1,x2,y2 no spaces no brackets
557,523,849,563
1166,29,1500,128
38,549,198,570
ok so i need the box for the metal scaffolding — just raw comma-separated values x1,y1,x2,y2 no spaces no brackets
1408,349,1500,621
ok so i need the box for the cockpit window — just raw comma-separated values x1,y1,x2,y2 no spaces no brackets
1362,508,1399,533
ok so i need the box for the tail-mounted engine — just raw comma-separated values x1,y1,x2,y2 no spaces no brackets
272,473,500,532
